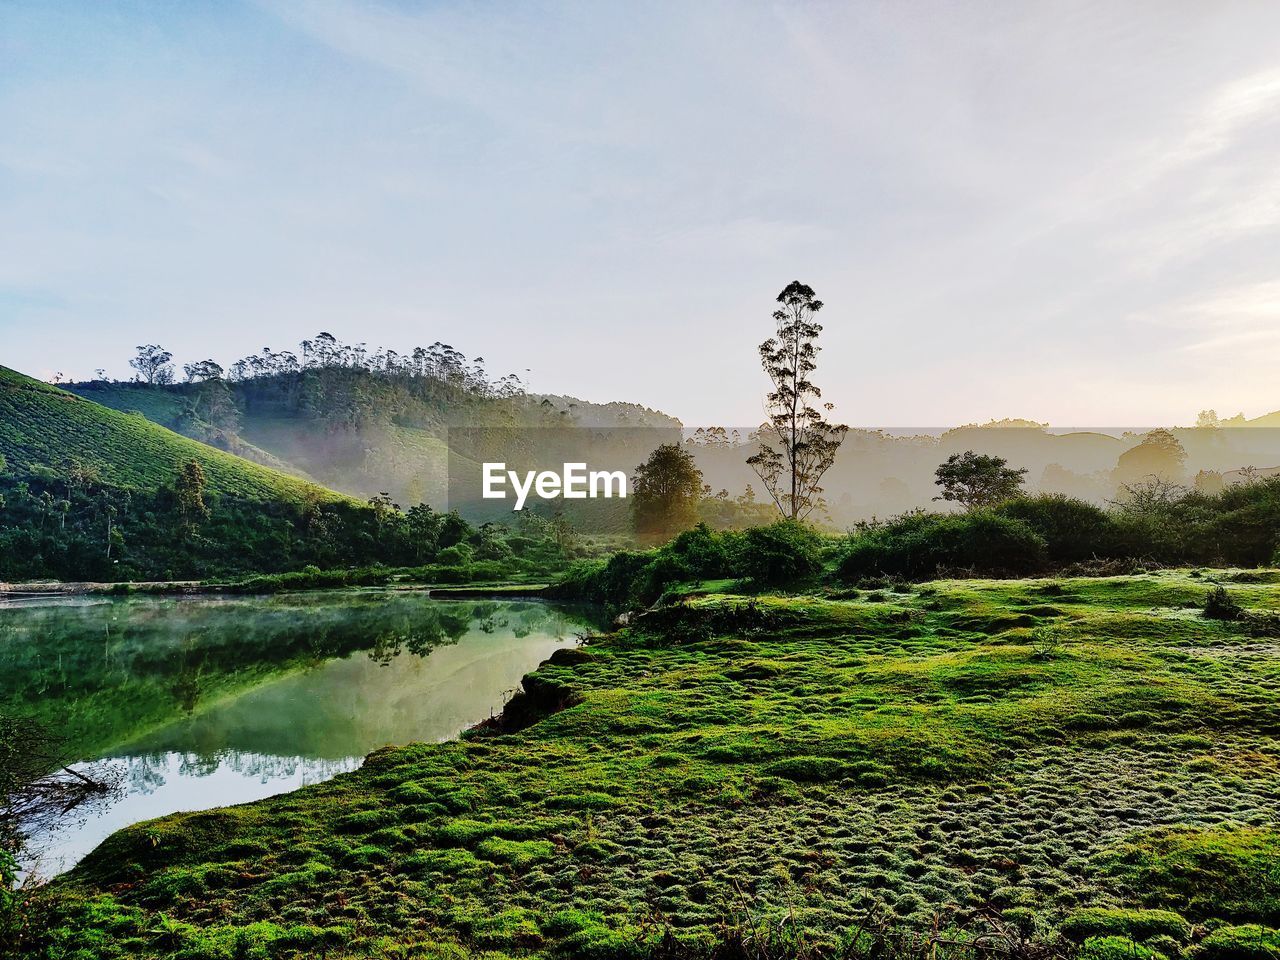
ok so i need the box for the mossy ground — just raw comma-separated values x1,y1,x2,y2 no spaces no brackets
25,571,1280,959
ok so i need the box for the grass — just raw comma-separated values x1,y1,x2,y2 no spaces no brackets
0,366,345,504
21,570,1280,959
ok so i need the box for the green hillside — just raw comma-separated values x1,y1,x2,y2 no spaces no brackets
0,367,343,504
66,358,682,509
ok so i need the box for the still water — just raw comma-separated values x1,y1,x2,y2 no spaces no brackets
0,590,597,876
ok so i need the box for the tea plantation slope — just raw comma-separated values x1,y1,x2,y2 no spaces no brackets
0,367,347,504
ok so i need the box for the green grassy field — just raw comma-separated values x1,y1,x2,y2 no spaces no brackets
25,570,1280,959
0,367,343,504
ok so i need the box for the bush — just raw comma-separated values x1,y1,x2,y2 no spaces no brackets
665,523,739,579
838,510,1048,581
736,520,823,586
474,537,514,562
995,495,1115,563
1204,586,1245,621
436,544,473,566
548,551,653,607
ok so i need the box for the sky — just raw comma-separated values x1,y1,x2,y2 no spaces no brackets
3,1,1280,428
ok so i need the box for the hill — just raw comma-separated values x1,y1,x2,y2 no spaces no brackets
0,367,341,505
68,373,681,510
0,367,479,582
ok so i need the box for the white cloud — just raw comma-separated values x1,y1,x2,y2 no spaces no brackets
3,1,1280,425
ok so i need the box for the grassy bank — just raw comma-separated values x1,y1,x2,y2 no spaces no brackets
18,569,1280,959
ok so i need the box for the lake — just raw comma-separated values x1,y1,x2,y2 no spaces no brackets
0,590,599,877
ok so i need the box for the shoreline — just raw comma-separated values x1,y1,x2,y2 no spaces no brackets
0,579,551,600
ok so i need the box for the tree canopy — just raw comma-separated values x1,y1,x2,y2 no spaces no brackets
934,450,1028,510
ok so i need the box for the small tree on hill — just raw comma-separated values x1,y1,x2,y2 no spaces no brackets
130,344,175,385
172,460,210,534
632,443,703,543
1114,428,1187,487
746,281,848,520
934,451,1027,510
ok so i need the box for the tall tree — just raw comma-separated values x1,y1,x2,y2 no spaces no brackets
171,460,210,534
129,344,175,385
183,359,224,383
632,443,703,542
746,281,848,520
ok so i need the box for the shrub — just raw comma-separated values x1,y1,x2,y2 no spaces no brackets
549,551,653,607
636,552,695,605
436,544,473,566
996,495,1115,563
1204,586,1244,621
736,520,823,586
665,523,739,580
838,510,1047,581
475,537,514,562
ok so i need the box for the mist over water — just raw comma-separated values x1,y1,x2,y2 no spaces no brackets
0,591,599,876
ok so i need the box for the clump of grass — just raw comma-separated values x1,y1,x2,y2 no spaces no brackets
1199,924,1280,960
1099,826,1280,924
1204,585,1245,621
1030,625,1064,661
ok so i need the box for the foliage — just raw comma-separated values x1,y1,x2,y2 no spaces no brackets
746,281,848,520
838,511,1048,581
181,359,224,383
631,443,703,544
737,520,824,586
994,495,1113,563
934,451,1028,510
128,345,174,386
832,478,1280,581
1204,585,1244,621
170,460,210,534
551,522,825,606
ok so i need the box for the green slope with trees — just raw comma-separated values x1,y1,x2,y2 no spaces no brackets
0,367,342,505
66,334,682,510
0,366,574,584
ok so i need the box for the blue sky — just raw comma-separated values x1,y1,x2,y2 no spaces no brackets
3,1,1280,427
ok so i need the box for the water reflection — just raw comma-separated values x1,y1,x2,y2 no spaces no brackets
0,591,599,876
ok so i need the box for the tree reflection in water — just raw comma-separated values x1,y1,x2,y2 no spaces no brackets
2,592,603,876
